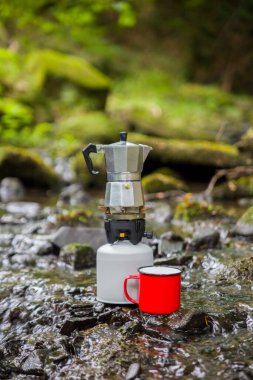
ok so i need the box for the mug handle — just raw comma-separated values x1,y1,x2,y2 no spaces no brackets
124,275,139,304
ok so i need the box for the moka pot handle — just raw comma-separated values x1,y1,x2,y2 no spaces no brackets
82,143,99,175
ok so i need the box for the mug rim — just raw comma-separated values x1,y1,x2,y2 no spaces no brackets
138,265,181,277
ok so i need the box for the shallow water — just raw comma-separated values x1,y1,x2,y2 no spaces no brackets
0,197,252,379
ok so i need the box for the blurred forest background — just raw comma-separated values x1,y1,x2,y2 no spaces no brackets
1,0,253,197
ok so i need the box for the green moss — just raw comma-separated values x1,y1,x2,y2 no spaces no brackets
56,209,98,227
0,145,61,189
214,176,253,199
108,71,253,144
24,50,111,95
60,243,95,269
55,111,121,144
0,48,20,87
129,133,239,168
239,206,253,225
223,257,253,282
174,194,223,222
142,171,187,193
238,128,253,151
71,151,106,188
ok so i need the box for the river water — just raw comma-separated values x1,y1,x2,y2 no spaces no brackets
0,197,252,379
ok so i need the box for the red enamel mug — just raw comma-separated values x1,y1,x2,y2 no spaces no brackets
124,266,181,314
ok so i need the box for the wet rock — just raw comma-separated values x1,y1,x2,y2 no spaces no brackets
12,235,56,256
21,349,46,375
221,257,253,282
234,206,253,237
154,255,193,266
60,316,97,335
6,201,40,217
158,231,185,255
0,213,26,225
57,183,90,207
60,243,95,269
52,226,107,251
0,177,25,202
125,362,141,380
119,321,142,336
186,231,220,251
93,302,105,313
167,309,209,333
0,233,14,247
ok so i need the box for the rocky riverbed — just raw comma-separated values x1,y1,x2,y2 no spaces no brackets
0,193,253,380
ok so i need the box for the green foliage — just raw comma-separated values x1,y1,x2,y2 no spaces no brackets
0,48,20,87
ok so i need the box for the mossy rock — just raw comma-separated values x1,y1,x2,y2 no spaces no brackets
55,111,122,144
142,169,187,193
71,152,106,188
0,146,61,189
222,257,253,282
174,194,223,222
129,133,239,168
56,209,98,227
214,176,253,199
238,127,253,151
60,243,95,269
22,50,111,95
108,71,253,144
235,206,253,236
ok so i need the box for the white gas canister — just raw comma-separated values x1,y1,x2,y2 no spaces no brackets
96,240,153,304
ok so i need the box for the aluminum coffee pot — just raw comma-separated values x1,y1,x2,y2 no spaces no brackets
83,132,153,244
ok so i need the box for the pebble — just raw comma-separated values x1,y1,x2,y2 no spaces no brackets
6,202,40,217
0,177,25,202
125,363,141,380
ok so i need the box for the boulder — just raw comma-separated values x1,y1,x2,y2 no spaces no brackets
0,177,25,202
186,231,220,251
57,184,90,207
60,243,96,269
23,49,111,94
142,169,187,193
214,176,253,200
108,73,251,144
6,202,40,217
129,133,239,168
234,206,253,237
174,195,223,222
158,231,185,255
0,146,61,189
52,226,107,251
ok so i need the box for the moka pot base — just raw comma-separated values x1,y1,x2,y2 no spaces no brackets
96,240,153,304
